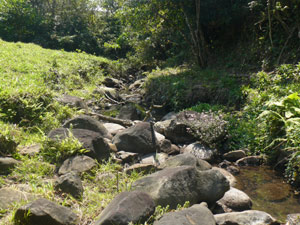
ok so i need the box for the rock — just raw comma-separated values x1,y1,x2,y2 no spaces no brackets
155,132,165,142
217,187,252,212
14,198,78,225
94,191,155,225
182,142,218,162
154,204,216,225
286,213,300,225
115,151,140,164
161,153,212,171
159,139,180,155
224,150,246,162
129,79,145,90
0,134,18,156
48,128,111,161
55,94,87,110
117,103,142,120
154,120,172,135
219,160,240,175
58,155,97,175
214,210,278,225
103,123,125,136
164,111,227,147
132,166,229,208
212,167,237,187
93,86,120,100
120,94,143,104
18,144,41,156
0,188,34,209
0,157,19,174
161,112,177,121
124,163,156,175
113,122,157,154
55,172,83,199
102,77,122,88
140,153,169,166
63,115,112,139
236,156,263,166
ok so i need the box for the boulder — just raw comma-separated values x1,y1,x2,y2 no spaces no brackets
286,213,300,225
113,122,157,154
55,94,87,110
219,160,240,175
115,151,140,164
236,156,263,166
120,94,143,104
182,142,218,162
140,153,169,166
55,172,83,199
63,115,112,139
58,155,97,175
212,167,237,187
154,120,172,135
216,187,252,212
117,104,142,120
102,77,122,88
214,210,278,225
0,188,34,209
18,144,41,156
93,86,119,100
48,128,111,161
0,157,19,174
0,134,17,156
103,123,125,136
159,139,180,155
95,191,155,225
224,150,246,162
132,166,229,208
154,204,216,225
14,198,78,225
160,153,212,171
124,163,156,175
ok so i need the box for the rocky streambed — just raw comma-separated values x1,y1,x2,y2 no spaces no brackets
1,77,300,225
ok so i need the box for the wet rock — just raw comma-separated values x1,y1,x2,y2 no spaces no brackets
217,187,252,212
55,172,83,199
14,198,78,225
117,103,142,120
18,144,41,156
212,167,237,187
0,157,19,174
113,122,157,154
161,153,212,171
0,188,34,209
132,166,229,209
103,123,125,136
102,77,122,88
124,163,156,175
214,210,278,225
58,155,97,175
224,150,246,162
56,94,87,110
141,153,169,166
63,115,112,139
115,151,139,164
48,128,111,161
154,204,216,225
95,191,155,225
161,112,177,121
93,86,120,100
236,156,263,166
286,213,300,225
182,142,218,163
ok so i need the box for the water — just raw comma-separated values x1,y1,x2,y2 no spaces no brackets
235,166,300,223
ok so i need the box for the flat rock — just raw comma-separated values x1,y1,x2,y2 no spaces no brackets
103,123,125,136
224,150,246,162
217,187,252,212
55,172,83,199
212,167,237,187
182,142,218,162
0,157,19,174
58,155,97,175
160,153,212,171
113,122,157,154
154,204,216,225
132,166,229,209
14,198,78,225
0,188,34,209
95,191,155,225
48,128,111,161
236,156,263,166
63,115,112,139
214,210,278,225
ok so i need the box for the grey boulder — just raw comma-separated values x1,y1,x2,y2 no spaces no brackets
182,142,218,163
58,155,97,175
0,188,34,209
55,172,83,199
95,191,155,225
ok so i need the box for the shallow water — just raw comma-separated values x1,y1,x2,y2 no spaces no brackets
235,166,300,223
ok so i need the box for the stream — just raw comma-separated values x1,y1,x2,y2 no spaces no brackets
235,166,300,223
